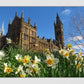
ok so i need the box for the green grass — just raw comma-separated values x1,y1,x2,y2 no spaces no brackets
0,44,84,77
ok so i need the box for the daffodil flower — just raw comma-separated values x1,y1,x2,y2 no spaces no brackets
59,49,65,55
20,71,26,78
23,55,31,63
0,51,5,60
64,51,69,59
79,51,82,57
6,38,12,44
4,63,7,73
15,54,22,62
45,55,59,69
15,65,23,74
32,56,41,65
32,64,40,75
4,63,13,74
67,43,72,48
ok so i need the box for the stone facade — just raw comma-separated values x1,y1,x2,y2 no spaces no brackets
1,12,65,52
54,13,65,49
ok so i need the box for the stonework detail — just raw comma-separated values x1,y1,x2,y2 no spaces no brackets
0,12,65,52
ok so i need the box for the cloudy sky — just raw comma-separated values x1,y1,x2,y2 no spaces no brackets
0,7,84,51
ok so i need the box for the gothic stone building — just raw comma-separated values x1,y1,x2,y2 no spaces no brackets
0,12,65,52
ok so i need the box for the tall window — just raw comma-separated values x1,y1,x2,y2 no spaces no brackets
32,38,35,42
51,44,53,48
24,44,28,49
24,34,28,40
32,31,34,35
25,28,28,32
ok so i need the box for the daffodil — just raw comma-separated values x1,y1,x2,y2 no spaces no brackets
77,62,82,72
15,65,23,74
4,63,13,74
80,57,83,62
67,43,72,48
32,56,41,65
59,49,65,55
23,55,31,64
32,64,40,75
45,49,49,52
44,49,51,55
6,38,12,44
79,51,82,57
15,54,22,62
69,49,75,54
0,51,5,60
6,67,13,74
64,51,69,59
20,71,26,78
45,55,59,69
4,63,7,73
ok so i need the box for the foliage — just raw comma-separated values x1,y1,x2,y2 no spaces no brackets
0,43,84,77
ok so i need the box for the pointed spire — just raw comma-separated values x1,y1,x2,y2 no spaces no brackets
1,22,4,35
56,13,62,24
57,12,59,18
9,18,11,24
54,20,55,25
15,12,17,16
21,11,24,18
34,21,37,29
28,17,31,25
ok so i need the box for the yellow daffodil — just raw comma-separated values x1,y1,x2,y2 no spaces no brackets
20,71,26,78
23,55,31,64
67,43,72,48
4,63,13,74
6,67,13,74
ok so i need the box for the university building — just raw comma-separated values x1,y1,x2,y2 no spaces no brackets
0,12,65,52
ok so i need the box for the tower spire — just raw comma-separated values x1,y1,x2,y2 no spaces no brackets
9,18,11,24
28,17,31,25
21,11,24,18
34,21,37,29
56,13,62,24
1,22,4,35
15,12,17,16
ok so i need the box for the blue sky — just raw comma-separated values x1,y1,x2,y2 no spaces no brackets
0,7,84,49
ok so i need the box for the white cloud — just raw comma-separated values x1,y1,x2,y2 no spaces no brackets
62,9,71,15
72,45,84,49
68,36,83,41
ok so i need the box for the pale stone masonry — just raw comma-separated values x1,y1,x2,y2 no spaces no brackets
0,12,65,52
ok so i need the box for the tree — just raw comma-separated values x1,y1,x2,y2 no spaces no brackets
69,12,84,52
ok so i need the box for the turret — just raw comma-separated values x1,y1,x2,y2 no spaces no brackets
1,22,4,36
21,11,24,21
34,21,37,29
15,12,18,17
7,19,12,37
28,17,31,25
